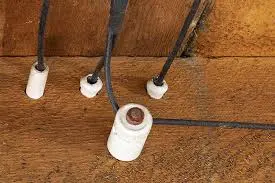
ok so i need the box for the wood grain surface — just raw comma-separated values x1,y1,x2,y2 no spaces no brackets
0,0,5,54
196,0,275,57
0,0,193,57
0,57,274,182
0,0,274,57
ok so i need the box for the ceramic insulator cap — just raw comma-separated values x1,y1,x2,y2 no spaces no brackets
146,78,168,99
107,103,153,161
80,74,103,98
26,62,49,99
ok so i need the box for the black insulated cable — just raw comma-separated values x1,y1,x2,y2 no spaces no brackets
87,35,117,84
181,0,214,58
153,0,201,86
109,0,129,35
103,0,129,113
153,118,275,130
36,0,50,72
104,31,120,113
88,0,128,84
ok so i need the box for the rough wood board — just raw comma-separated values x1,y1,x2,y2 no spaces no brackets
0,0,193,57
0,57,274,182
0,0,5,54
196,0,275,57
1,0,274,57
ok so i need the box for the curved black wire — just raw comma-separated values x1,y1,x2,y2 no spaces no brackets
154,0,201,86
104,31,120,113
36,0,50,72
102,0,129,113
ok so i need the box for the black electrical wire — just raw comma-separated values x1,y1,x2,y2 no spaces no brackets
104,30,120,113
102,0,129,113
102,0,275,130
109,0,129,35
87,35,117,84
153,0,201,86
153,119,275,130
36,0,50,72
88,0,128,84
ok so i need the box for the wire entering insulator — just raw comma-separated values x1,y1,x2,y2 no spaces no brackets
154,0,202,86
87,35,117,84
103,0,129,112
104,31,120,113
88,0,128,84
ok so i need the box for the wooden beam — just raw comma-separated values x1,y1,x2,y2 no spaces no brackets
1,0,273,57
0,56,274,182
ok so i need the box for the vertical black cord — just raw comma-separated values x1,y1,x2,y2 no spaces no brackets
154,0,201,86
88,0,128,84
36,0,50,72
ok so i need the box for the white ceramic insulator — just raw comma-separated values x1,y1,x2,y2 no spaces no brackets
107,103,153,161
146,79,168,99
80,74,103,98
26,62,49,99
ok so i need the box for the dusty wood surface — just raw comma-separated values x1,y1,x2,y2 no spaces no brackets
0,0,274,57
196,0,275,57
0,57,274,182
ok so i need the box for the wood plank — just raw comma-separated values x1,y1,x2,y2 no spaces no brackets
0,0,5,55
1,0,193,57
1,0,273,57
0,57,274,182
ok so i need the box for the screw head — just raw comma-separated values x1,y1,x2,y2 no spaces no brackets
126,107,145,125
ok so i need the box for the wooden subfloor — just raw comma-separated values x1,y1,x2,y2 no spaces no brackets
0,57,274,182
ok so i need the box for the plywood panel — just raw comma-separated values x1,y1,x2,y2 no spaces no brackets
0,56,274,182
